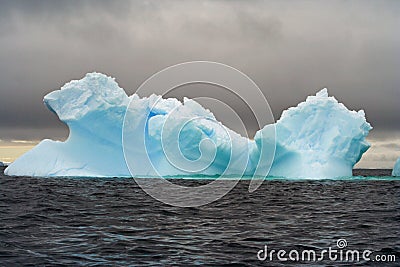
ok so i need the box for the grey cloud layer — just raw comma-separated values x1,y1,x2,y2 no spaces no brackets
0,0,399,144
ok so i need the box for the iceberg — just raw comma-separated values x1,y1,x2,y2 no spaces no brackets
5,73,254,177
0,161,4,167
255,89,372,178
5,73,372,178
393,158,400,176
5,74,131,177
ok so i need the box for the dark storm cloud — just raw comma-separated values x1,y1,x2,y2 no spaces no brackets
0,0,399,142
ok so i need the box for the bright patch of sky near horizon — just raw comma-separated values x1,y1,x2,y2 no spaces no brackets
0,140,38,163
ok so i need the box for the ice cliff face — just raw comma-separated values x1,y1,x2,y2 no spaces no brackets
5,73,372,178
393,158,400,176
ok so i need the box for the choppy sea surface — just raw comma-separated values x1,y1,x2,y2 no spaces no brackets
0,167,399,266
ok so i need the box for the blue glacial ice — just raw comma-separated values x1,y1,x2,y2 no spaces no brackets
256,88,372,178
393,158,400,176
5,73,372,178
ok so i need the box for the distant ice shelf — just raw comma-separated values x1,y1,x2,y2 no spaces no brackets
5,73,372,178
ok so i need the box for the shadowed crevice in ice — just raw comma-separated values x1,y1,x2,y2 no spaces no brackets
5,73,372,178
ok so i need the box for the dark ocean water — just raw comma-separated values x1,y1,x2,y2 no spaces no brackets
0,166,399,266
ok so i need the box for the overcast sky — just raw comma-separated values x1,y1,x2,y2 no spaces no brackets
0,0,399,167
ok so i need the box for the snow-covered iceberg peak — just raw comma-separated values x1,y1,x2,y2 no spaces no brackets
45,72,129,121
255,88,372,178
393,158,400,176
44,72,130,145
